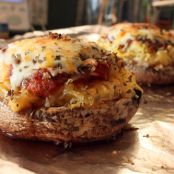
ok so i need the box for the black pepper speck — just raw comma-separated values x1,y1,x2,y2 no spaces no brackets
56,55,61,60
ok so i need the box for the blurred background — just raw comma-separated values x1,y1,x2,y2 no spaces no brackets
0,0,174,38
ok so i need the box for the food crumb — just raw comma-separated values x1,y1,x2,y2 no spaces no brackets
143,134,149,138
160,165,168,170
143,99,148,104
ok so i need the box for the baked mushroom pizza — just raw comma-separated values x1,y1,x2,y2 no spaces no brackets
0,33,142,142
98,23,174,85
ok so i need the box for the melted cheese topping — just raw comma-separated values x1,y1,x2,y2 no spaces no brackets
99,23,174,68
0,33,142,112
1,36,82,89
0,35,106,90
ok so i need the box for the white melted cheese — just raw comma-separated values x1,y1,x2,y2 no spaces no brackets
0,36,87,90
119,33,134,45
10,59,37,89
108,29,122,41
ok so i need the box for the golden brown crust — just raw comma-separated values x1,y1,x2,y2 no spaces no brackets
0,90,141,142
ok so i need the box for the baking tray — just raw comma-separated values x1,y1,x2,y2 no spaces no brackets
0,26,174,174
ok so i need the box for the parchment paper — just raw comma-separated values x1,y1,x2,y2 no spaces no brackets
0,26,173,174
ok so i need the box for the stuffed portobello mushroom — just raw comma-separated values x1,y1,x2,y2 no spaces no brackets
0,33,142,142
98,23,174,85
